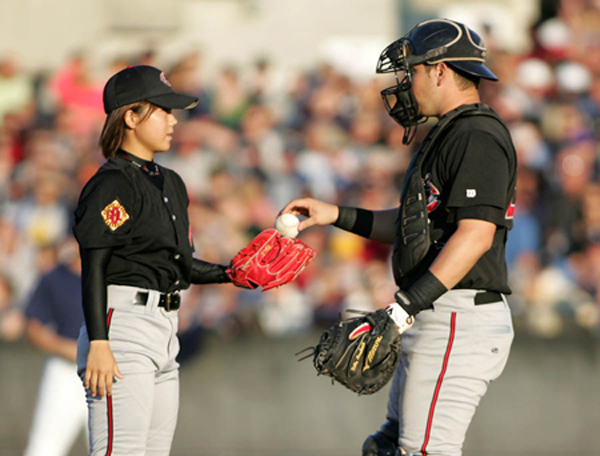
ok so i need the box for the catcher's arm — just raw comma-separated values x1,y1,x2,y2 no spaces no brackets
429,218,496,289
395,219,495,315
280,198,397,244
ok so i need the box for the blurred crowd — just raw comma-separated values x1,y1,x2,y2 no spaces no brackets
1,0,600,350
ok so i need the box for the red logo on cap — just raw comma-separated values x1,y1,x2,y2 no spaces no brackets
160,72,172,87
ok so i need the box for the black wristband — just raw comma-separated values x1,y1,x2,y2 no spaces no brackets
395,270,448,315
333,206,374,238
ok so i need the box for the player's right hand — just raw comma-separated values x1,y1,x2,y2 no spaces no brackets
85,340,124,398
280,198,339,232
385,303,414,335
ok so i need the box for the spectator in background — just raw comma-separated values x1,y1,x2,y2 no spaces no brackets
506,166,543,270
158,119,219,200
7,171,70,247
167,51,212,119
240,104,286,178
211,65,249,129
23,237,87,456
0,133,16,202
0,213,55,307
0,272,24,341
296,120,345,201
0,56,34,129
47,52,104,137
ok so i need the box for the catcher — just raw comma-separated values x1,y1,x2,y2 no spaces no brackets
284,18,516,456
74,65,314,455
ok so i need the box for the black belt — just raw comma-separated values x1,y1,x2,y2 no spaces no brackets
474,291,502,305
134,291,181,311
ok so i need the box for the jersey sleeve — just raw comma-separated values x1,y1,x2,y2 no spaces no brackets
444,130,510,226
73,169,138,249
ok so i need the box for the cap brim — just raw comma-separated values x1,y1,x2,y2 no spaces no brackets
448,61,499,81
146,92,199,110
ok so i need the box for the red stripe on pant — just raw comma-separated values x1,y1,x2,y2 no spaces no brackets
105,395,114,456
105,308,115,456
421,312,457,456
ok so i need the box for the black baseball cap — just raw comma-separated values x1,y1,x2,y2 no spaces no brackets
103,65,199,114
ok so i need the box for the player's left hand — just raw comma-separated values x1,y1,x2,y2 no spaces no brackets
226,229,316,291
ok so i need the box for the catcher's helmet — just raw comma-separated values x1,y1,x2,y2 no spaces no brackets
376,19,497,144
377,19,498,81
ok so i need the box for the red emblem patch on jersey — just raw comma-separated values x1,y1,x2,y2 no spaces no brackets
424,174,441,213
101,200,130,231
160,72,172,87
349,322,372,340
505,199,516,219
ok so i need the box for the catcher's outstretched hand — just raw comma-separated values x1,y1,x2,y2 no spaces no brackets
280,198,339,232
227,229,316,291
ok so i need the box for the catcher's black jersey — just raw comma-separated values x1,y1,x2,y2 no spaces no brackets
73,151,194,293
399,104,517,293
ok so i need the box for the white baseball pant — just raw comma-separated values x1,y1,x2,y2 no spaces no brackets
24,356,88,456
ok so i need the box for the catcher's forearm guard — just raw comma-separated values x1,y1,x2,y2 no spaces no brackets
298,309,403,395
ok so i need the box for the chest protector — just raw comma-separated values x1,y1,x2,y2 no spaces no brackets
392,104,514,285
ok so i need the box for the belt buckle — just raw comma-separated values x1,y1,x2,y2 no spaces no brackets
164,292,180,311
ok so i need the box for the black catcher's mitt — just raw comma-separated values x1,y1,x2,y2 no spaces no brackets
300,309,403,395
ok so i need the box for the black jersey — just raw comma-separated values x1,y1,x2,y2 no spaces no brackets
73,152,194,293
398,104,517,294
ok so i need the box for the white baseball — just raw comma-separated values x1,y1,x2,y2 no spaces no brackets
275,213,300,238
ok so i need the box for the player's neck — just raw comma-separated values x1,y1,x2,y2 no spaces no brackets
438,90,481,118
120,139,155,162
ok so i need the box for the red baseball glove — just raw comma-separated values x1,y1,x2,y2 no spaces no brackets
227,229,316,291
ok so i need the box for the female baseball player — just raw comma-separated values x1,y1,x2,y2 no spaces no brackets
74,65,237,455
75,65,313,455
282,19,516,456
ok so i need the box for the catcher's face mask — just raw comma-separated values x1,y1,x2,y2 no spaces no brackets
376,38,425,145
377,19,499,145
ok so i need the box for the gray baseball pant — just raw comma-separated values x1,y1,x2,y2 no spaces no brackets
387,289,514,456
77,285,181,456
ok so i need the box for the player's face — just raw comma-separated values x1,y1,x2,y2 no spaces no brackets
410,64,438,117
133,106,178,154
